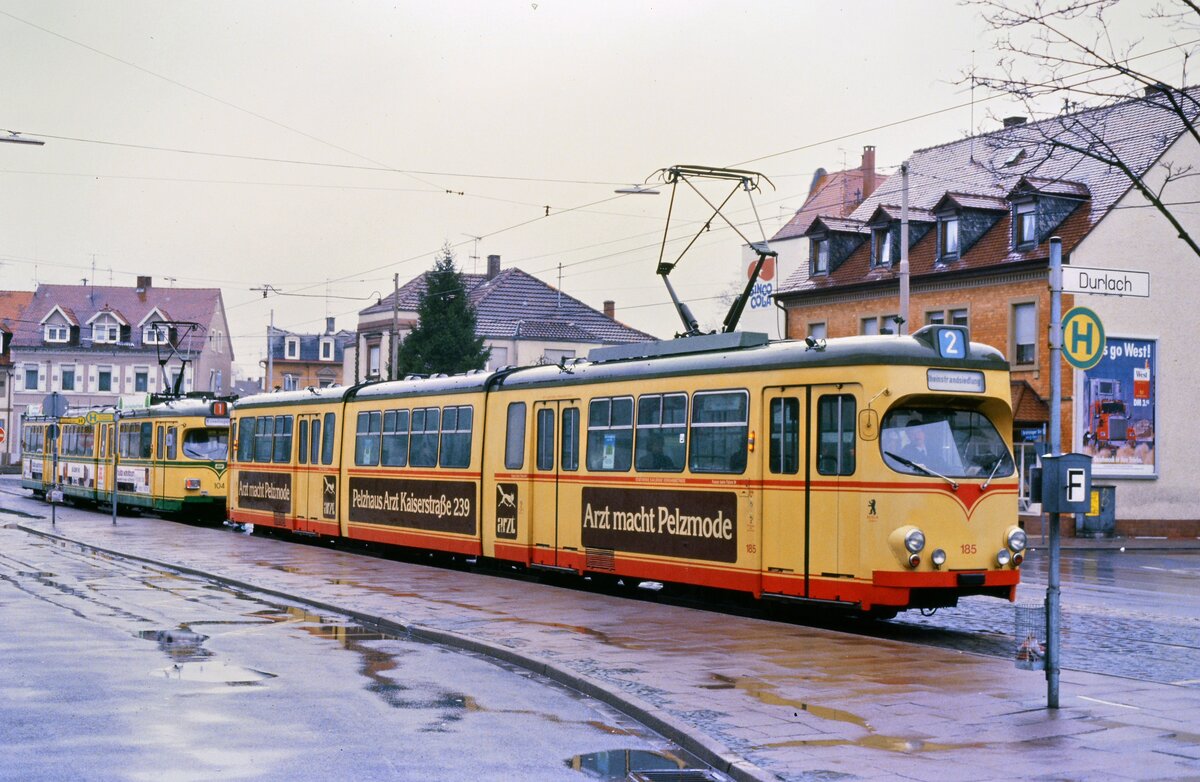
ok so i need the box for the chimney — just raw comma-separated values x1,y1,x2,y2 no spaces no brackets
325,316,335,334
603,300,615,320
136,275,151,292
860,146,877,200
487,254,501,280
1003,116,1027,128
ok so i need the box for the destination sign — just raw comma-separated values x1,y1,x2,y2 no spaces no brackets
1061,265,1149,298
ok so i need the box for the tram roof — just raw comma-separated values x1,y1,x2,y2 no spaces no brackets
229,330,1007,410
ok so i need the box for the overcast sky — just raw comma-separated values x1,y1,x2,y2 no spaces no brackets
0,1,1178,377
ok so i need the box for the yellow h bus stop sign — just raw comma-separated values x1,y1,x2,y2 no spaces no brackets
1061,307,1106,370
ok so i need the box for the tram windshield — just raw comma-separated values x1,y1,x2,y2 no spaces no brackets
881,406,1013,479
183,428,229,460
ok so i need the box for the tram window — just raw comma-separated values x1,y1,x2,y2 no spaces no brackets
183,428,229,461
309,418,321,465
636,393,687,472
382,409,410,467
167,427,178,460
440,406,472,468
321,412,336,465
880,406,1014,479
770,398,800,474
536,408,555,471
504,402,526,470
298,420,308,465
355,411,381,466
140,423,152,458
273,415,293,463
689,390,749,474
85,426,95,455
237,418,255,462
586,396,633,471
255,416,274,462
409,407,439,468
156,426,165,460
561,407,580,471
817,395,856,476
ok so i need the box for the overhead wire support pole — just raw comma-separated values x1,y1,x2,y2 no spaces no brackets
1047,236,1064,709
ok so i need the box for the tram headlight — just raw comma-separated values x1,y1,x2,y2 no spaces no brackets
996,549,1012,567
1006,527,1027,553
931,549,947,568
904,529,926,554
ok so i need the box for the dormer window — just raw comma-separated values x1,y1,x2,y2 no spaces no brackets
871,226,893,268
143,324,170,345
92,315,120,344
319,337,334,361
285,336,300,360
1014,201,1037,248
44,324,69,343
937,215,960,261
812,238,830,275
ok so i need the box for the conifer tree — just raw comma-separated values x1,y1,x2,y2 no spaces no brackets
395,245,490,376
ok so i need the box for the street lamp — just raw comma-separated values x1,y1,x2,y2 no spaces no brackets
1,132,45,146
614,184,660,195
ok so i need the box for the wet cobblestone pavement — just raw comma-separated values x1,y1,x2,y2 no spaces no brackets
4,487,1200,781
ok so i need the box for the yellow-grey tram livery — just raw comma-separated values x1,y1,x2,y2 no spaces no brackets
229,324,1023,615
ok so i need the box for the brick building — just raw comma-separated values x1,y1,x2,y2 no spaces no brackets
263,318,356,391
775,90,1199,537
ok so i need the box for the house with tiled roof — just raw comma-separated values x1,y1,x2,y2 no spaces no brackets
738,146,880,337
775,88,1200,537
352,255,655,382
1,289,35,467
9,277,232,444
264,318,356,391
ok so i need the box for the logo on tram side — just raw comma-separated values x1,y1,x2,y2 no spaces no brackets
237,471,292,514
495,483,518,539
581,487,738,563
348,477,476,535
322,475,337,519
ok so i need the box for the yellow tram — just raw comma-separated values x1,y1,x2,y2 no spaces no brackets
20,396,231,520
229,325,1024,615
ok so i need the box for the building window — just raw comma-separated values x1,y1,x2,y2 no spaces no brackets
1015,201,1037,247
859,315,899,336
25,366,39,391
98,368,113,392
210,330,223,354
938,215,960,261
925,308,969,328
812,238,830,274
808,322,827,340
44,323,69,343
61,366,76,391
283,374,298,391
285,337,300,360
135,370,149,392
543,348,575,365
872,226,893,267
143,325,169,345
92,316,120,344
1012,301,1037,366
317,370,335,388
319,338,334,361
367,344,381,378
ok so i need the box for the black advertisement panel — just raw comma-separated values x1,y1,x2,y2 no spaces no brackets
495,482,518,539
581,487,738,563
348,476,476,535
237,471,292,514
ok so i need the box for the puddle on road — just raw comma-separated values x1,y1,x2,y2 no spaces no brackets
137,628,211,662
565,748,713,780
151,660,276,685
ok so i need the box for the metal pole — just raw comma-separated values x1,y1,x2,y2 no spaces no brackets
391,273,400,380
1047,236,1063,709
898,163,910,335
111,413,120,524
266,310,274,391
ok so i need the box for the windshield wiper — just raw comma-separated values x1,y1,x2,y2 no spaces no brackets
981,457,1008,490
885,451,959,491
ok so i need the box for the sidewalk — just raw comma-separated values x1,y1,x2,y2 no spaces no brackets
7,502,1200,781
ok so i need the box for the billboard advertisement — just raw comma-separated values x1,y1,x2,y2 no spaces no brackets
1079,337,1156,478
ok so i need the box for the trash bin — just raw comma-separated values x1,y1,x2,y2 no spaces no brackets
1014,603,1046,671
1080,485,1116,538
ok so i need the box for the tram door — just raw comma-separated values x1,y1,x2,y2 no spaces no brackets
529,400,581,569
761,385,858,593
294,413,322,532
